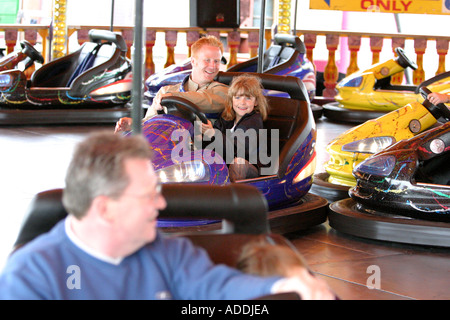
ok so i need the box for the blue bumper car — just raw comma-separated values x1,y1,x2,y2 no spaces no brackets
139,71,327,233
0,29,132,125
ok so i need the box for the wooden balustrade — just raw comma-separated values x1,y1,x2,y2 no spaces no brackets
299,29,449,96
67,26,265,78
1,24,448,98
0,24,50,60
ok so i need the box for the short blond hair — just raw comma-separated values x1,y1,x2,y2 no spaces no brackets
191,35,224,57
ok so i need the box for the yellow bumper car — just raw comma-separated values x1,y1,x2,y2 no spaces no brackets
312,87,448,201
323,47,450,123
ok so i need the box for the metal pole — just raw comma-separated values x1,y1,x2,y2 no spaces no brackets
257,0,266,73
131,0,144,134
292,0,298,35
110,0,115,31
394,13,412,84
394,13,402,33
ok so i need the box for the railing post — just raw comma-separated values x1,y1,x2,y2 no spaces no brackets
122,28,134,60
248,31,259,58
186,30,200,57
24,29,38,79
391,37,405,85
76,28,89,45
145,29,156,77
323,34,339,98
227,31,240,68
369,36,383,64
5,29,17,54
164,30,177,68
264,29,272,49
413,38,427,85
37,28,50,63
346,35,361,76
304,33,317,71
435,39,448,76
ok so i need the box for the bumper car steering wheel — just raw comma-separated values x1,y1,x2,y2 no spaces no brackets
420,87,450,122
395,47,417,70
160,96,208,124
20,40,44,64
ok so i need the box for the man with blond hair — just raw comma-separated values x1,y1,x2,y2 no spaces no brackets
115,35,228,133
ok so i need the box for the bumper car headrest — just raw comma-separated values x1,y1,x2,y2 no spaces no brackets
88,29,128,53
274,34,306,54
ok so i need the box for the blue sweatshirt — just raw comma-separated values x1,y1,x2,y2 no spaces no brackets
0,219,280,300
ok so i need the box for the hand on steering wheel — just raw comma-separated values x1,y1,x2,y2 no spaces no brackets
160,96,208,124
420,87,450,122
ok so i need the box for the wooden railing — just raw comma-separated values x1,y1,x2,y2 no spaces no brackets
66,26,271,79
299,29,449,97
0,24,50,60
1,24,448,98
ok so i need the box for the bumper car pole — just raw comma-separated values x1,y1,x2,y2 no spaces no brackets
110,0,115,31
257,0,265,73
131,0,144,135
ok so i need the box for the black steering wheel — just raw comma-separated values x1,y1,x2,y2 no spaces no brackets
395,47,417,70
160,96,208,124
20,40,44,64
420,87,450,122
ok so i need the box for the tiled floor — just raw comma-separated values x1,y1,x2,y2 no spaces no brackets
1,117,449,300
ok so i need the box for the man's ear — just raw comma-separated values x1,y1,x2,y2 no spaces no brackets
91,195,114,224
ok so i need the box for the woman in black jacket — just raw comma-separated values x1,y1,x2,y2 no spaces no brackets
201,74,269,182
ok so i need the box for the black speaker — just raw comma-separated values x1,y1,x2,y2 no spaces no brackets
190,0,240,28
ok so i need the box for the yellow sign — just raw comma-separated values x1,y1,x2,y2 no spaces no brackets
310,0,450,14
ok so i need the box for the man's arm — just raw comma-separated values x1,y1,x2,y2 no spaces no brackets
168,82,228,113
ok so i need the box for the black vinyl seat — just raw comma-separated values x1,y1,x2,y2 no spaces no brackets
14,183,270,251
227,33,306,75
30,29,127,89
215,71,312,177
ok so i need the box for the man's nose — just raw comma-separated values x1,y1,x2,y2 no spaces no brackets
208,60,219,68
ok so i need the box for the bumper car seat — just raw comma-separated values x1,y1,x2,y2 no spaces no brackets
216,72,311,177
29,30,127,95
227,33,306,75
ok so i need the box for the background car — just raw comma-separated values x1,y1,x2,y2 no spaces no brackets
0,29,132,125
326,92,450,247
350,122,450,222
322,47,450,123
311,87,450,201
327,121,450,247
0,40,43,73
